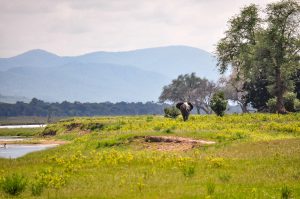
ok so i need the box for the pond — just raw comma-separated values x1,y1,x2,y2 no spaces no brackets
0,136,57,159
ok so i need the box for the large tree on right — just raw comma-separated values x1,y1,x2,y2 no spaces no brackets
216,0,300,114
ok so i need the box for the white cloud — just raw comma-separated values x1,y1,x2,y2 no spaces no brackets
0,0,278,57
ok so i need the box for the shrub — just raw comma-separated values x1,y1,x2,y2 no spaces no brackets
164,106,180,119
295,99,300,112
210,92,227,116
283,92,297,112
267,93,299,113
267,97,277,113
1,173,27,196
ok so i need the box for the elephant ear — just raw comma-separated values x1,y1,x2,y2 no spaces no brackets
176,102,183,109
188,102,194,110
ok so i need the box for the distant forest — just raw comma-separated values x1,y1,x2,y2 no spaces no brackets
0,98,169,117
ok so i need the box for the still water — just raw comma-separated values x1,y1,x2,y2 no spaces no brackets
0,136,57,159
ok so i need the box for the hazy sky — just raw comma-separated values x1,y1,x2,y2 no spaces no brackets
0,0,278,57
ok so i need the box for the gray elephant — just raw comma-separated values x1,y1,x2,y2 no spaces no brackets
176,102,193,121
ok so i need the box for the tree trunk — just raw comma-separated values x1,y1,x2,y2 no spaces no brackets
199,107,209,114
239,102,249,113
275,67,287,114
196,106,201,114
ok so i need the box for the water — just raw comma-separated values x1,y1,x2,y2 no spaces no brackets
0,124,47,129
0,136,57,159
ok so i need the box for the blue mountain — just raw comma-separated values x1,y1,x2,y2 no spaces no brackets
0,46,219,102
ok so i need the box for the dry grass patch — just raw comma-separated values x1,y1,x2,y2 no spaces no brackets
130,136,215,152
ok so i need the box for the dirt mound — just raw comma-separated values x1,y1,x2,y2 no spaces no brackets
141,136,215,152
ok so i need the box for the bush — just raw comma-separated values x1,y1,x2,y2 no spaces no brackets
164,106,180,119
267,93,300,113
284,93,295,112
267,98,277,113
1,173,27,196
294,99,300,112
210,92,227,116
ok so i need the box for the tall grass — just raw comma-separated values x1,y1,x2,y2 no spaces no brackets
1,173,27,196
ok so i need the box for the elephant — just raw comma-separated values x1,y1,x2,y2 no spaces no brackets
176,102,193,121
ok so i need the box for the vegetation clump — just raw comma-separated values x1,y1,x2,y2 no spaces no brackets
267,93,300,113
1,173,27,196
210,92,227,116
281,184,292,199
163,106,180,119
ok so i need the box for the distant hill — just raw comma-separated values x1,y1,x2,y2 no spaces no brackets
0,49,64,71
0,46,219,102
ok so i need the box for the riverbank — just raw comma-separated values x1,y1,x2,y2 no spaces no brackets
0,138,69,145
0,127,43,136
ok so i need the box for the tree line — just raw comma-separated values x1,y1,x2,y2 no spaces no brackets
0,98,168,117
160,0,300,114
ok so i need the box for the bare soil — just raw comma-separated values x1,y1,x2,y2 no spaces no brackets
134,136,216,152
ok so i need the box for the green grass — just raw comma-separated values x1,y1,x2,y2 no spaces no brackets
0,113,300,198
0,128,43,136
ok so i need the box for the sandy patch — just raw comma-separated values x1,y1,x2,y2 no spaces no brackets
135,136,215,152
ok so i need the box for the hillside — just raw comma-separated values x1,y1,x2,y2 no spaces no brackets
0,46,218,102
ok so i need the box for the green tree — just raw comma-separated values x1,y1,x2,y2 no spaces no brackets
216,0,300,114
264,0,300,113
210,92,227,116
244,74,271,112
159,73,217,114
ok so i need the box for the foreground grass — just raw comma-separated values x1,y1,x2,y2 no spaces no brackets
0,113,300,198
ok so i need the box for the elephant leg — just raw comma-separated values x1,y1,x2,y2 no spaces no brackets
183,114,187,121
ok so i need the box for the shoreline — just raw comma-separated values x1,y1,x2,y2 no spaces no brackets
0,139,69,145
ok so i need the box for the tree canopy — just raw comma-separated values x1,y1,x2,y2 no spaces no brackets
216,0,300,114
159,73,217,114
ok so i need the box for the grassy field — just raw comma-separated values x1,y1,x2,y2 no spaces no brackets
0,113,300,198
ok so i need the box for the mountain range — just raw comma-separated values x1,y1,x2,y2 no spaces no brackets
0,45,219,103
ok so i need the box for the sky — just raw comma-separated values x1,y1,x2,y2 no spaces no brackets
0,0,278,57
